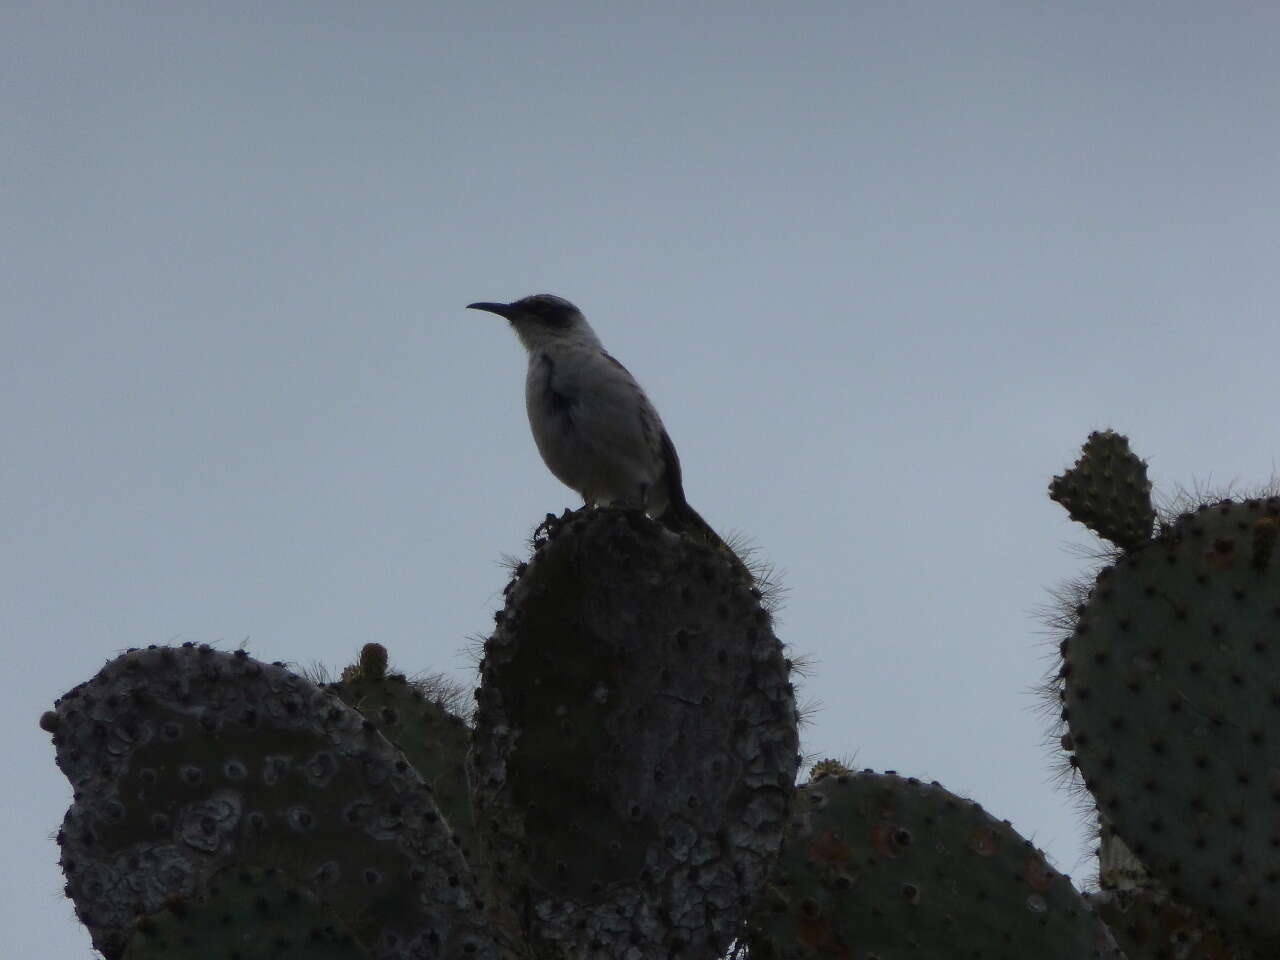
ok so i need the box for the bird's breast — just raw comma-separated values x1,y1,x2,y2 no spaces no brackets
521,346,665,507
528,351,575,418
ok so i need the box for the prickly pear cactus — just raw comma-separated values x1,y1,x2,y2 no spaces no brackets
1049,429,1155,550
41,644,496,960
1047,431,1280,954
122,866,368,959
470,508,799,960
747,767,1121,960
42,508,800,960
1057,493,1280,949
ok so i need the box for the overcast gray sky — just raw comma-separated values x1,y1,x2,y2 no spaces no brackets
5,2,1280,954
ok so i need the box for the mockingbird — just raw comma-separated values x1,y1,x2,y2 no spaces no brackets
468,293,729,551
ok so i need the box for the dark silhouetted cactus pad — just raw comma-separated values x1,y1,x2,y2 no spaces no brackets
471,508,799,960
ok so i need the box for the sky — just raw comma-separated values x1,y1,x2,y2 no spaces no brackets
5,2,1280,955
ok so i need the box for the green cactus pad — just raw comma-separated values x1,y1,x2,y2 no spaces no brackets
326,657,477,870
123,866,369,960
1061,496,1280,950
748,770,1120,960
1050,430,1155,550
470,507,799,960
45,645,495,960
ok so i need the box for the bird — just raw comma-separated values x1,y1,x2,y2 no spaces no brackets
467,293,731,553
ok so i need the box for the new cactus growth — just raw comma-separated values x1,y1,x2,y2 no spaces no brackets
1049,429,1155,551
747,766,1121,959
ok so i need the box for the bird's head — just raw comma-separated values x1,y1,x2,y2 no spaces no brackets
467,294,599,351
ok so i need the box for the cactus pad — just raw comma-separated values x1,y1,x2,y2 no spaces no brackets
1050,430,1155,550
748,770,1121,960
44,644,495,960
470,507,799,960
326,651,477,870
1061,496,1280,949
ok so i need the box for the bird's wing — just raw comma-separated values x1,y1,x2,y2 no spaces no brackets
593,350,666,439
552,347,666,472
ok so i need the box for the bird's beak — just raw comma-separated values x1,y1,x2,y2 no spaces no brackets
466,301,516,320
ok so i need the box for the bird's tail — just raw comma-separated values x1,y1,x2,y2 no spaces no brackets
660,500,743,571
655,427,747,575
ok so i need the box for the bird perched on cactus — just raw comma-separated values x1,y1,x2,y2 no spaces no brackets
468,293,730,552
